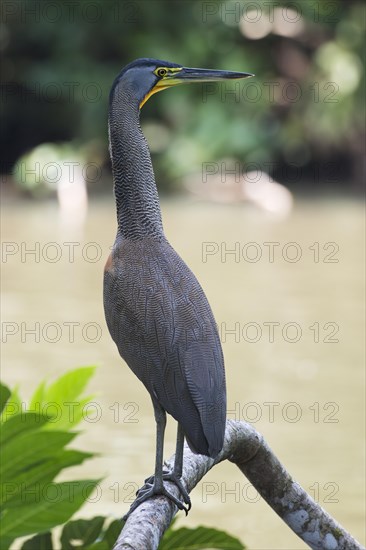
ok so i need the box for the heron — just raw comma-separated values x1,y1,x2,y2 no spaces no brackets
104,58,253,517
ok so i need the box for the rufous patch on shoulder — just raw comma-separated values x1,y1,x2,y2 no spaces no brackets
104,253,113,273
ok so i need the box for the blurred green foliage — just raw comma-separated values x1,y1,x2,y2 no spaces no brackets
0,369,246,549
0,368,99,549
1,0,364,192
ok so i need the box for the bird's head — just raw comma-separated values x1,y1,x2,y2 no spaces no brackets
110,58,254,110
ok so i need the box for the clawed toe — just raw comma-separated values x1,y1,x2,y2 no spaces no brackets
123,472,191,520
161,472,191,509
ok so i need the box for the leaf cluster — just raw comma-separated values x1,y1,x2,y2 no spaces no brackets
0,368,246,549
0,368,99,549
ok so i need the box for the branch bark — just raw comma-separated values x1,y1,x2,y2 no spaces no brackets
113,420,364,550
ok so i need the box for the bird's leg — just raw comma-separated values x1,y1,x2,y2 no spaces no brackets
144,423,191,510
149,400,167,493
123,402,189,519
172,422,185,476
161,423,191,510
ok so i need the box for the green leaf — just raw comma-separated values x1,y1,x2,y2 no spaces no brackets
2,450,94,507
100,518,123,547
0,430,76,478
0,479,100,538
33,367,96,430
57,517,122,550
29,380,46,411
44,367,96,404
0,368,99,549
0,412,50,446
21,531,53,549
43,395,94,431
60,516,105,549
0,383,11,415
0,536,12,550
1,387,22,423
159,526,245,550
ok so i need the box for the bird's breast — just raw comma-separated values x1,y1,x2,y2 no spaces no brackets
103,236,221,359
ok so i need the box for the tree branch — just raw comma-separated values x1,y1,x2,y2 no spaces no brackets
113,420,364,550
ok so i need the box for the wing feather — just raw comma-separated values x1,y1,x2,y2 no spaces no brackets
104,237,226,457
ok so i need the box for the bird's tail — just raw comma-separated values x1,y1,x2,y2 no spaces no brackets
184,400,226,458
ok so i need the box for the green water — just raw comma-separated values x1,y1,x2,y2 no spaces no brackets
2,195,365,549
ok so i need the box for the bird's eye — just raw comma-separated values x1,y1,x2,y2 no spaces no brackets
156,68,168,77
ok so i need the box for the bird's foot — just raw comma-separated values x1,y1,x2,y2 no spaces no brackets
162,471,191,511
143,468,191,511
123,477,190,520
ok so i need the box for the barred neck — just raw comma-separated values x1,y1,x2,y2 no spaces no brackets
108,85,164,240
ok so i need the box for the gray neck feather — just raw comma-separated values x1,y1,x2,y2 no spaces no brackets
108,84,164,240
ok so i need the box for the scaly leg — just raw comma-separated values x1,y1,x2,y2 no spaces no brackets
123,402,189,519
144,422,191,510
162,423,191,509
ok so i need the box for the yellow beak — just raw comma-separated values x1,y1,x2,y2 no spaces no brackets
140,66,254,109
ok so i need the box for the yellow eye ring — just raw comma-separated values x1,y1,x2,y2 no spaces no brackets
156,68,167,77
